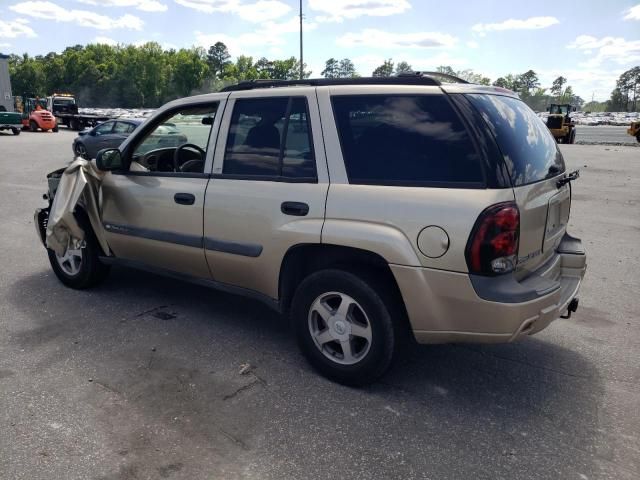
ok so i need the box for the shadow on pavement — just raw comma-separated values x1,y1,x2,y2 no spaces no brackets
6,266,608,479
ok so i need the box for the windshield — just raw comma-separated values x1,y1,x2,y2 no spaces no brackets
54,98,76,106
466,94,565,186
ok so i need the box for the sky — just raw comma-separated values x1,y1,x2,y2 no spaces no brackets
1,0,639,101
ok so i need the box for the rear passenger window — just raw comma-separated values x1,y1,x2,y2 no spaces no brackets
223,97,316,180
331,95,484,187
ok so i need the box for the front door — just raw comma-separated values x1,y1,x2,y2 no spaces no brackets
203,89,329,299
101,100,224,278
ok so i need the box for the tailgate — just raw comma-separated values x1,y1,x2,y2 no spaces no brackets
463,93,572,278
0,111,22,125
514,178,571,276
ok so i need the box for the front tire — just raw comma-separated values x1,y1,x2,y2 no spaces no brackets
29,120,38,132
11,128,20,135
291,269,397,386
74,142,88,159
47,212,110,289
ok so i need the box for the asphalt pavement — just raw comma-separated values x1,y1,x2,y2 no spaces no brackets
576,125,637,144
0,130,639,479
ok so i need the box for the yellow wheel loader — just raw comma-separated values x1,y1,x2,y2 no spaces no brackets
546,104,576,144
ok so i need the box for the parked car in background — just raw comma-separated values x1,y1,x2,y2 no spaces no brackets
73,119,142,159
73,119,189,159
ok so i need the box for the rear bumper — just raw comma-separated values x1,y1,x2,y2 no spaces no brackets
392,233,586,344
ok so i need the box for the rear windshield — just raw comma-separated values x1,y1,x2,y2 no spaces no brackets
331,95,484,187
466,94,565,186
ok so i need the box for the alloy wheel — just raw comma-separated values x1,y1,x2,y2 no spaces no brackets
308,292,373,365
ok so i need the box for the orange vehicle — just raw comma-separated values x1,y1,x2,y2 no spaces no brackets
19,96,58,132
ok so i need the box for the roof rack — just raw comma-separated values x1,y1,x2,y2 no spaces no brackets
220,71,469,92
397,71,469,84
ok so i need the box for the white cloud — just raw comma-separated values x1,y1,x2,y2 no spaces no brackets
77,0,168,12
623,3,640,20
195,15,316,55
337,29,457,49
93,36,118,45
0,42,12,48
537,67,625,101
472,16,559,35
0,18,37,39
309,0,410,22
9,1,144,30
567,35,640,67
466,40,479,49
175,0,290,22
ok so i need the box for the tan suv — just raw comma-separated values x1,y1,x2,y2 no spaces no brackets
35,74,587,385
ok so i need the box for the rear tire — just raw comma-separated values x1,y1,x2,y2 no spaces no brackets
636,134,640,144
47,212,110,289
52,125,59,132
291,269,397,386
29,120,38,132
11,128,20,136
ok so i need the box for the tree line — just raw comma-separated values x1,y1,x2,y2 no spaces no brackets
7,40,639,112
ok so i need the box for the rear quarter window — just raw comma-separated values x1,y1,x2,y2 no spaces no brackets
331,95,484,187
465,94,565,186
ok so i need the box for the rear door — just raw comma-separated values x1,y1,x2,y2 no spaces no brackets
203,88,329,299
465,93,571,276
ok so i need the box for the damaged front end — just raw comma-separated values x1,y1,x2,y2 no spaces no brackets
34,159,110,257
34,167,66,246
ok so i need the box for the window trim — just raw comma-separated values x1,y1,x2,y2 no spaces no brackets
119,101,220,177
218,95,318,183
329,93,487,189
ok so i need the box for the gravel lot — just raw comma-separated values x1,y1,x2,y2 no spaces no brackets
0,130,639,480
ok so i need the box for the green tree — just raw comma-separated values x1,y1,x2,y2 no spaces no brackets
395,61,413,75
170,47,209,97
435,65,456,76
207,42,231,79
607,88,625,111
456,69,490,85
550,76,566,98
338,58,357,78
372,59,394,77
321,58,340,78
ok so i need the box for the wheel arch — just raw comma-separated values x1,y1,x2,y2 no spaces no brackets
279,243,410,327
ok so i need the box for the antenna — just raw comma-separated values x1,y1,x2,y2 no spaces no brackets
299,0,303,80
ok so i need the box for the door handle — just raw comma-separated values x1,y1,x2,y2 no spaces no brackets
281,201,309,216
174,193,195,205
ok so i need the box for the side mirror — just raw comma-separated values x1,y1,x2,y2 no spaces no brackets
96,148,123,171
202,116,214,125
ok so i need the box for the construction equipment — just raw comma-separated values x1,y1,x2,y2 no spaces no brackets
546,104,576,144
17,95,58,132
627,121,640,143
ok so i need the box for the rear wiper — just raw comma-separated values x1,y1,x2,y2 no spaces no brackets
556,169,580,188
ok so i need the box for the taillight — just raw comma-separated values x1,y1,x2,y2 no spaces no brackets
465,202,519,275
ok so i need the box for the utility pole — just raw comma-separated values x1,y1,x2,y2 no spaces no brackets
299,0,303,80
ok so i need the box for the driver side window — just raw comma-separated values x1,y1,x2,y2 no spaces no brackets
130,103,218,175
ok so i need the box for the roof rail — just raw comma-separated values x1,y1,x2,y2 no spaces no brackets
220,75,445,92
220,71,470,92
397,71,469,84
